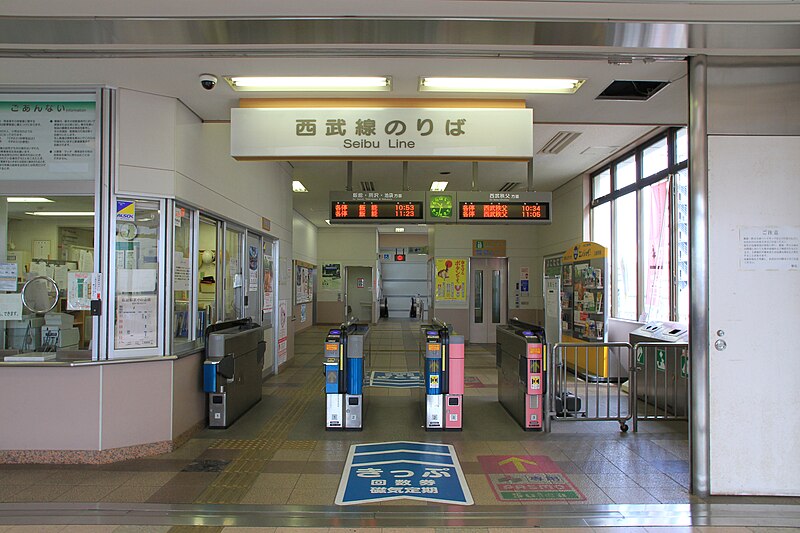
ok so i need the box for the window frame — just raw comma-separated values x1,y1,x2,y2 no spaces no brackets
590,127,689,322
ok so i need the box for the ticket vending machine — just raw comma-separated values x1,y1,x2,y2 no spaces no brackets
496,320,547,430
422,323,464,431
324,321,369,430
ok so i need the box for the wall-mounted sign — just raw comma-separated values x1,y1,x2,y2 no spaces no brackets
473,240,507,257
231,107,533,161
0,95,97,182
458,191,552,224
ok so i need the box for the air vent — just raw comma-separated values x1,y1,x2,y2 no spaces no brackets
499,182,520,192
537,131,582,154
596,80,669,101
360,181,375,192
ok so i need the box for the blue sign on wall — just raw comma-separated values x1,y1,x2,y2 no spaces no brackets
335,441,473,505
368,371,424,388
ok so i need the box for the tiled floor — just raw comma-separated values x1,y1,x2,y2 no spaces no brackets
1,319,799,531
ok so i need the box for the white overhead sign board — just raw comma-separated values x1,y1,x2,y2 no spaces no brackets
231,107,533,160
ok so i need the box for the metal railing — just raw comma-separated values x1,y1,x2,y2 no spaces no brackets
549,342,634,432
630,342,690,432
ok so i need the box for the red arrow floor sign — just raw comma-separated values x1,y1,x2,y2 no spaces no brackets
478,455,586,502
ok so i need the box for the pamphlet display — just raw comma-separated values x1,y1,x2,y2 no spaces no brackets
560,242,610,378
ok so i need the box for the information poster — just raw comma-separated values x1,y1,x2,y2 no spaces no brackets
435,258,467,301
278,299,288,364
263,251,274,312
115,294,158,349
248,245,259,291
67,271,96,311
321,263,342,290
0,262,18,292
295,263,313,304
0,293,23,321
0,96,96,181
173,253,192,292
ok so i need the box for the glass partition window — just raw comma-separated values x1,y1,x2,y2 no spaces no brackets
223,226,244,321
112,198,162,353
473,270,483,323
590,127,689,322
172,206,195,351
2,195,96,352
198,216,218,336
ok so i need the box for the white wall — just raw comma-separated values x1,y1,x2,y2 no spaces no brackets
316,226,378,323
292,212,317,265
8,219,60,260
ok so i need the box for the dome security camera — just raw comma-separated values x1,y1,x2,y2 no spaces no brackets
199,74,218,90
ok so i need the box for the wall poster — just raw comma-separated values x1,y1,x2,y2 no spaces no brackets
321,263,342,290
435,258,467,301
263,243,274,312
295,262,314,304
278,299,288,364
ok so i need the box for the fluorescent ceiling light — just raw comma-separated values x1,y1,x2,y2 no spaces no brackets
324,219,331,225
419,77,585,94
7,197,54,203
226,76,392,92
292,180,309,193
25,211,94,216
395,228,405,233
430,181,449,192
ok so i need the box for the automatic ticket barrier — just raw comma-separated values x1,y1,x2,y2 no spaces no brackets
324,321,369,430
203,318,266,429
422,323,464,431
496,320,546,430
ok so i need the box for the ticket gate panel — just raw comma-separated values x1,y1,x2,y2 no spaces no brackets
426,394,443,429
326,394,343,429
496,322,546,431
345,394,362,429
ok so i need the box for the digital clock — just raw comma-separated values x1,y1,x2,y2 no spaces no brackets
331,201,424,221
459,201,550,221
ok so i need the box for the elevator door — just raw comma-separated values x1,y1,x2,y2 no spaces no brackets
469,258,507,344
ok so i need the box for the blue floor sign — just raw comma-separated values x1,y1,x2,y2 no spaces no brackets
368,371,424,388
335,441,473,505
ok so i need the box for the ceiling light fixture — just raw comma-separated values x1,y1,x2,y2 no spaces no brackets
419,77,585,94
25,211,94,216
324,219,331,225
7,197,54,203
292,181,309,193
430,181,449,192
226,76,392,92
395,228,405,233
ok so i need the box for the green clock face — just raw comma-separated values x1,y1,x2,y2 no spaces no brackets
429,195,453,219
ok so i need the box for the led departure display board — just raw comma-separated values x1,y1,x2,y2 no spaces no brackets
331,201,424,221
459,201,550,220
456,191,553,224
329,191,552,224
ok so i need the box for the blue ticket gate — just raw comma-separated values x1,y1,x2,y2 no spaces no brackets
324,320,369,430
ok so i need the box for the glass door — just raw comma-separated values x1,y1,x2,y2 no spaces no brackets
244,232,262,325
222,224,245,321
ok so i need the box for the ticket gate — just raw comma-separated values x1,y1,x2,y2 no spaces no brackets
203,318,266,429
422,323,464,431
324,320,369,430
496,319,546,430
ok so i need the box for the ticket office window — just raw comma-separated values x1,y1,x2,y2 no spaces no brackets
109,198,165,358
223,224,245,321
172,204,199,354
198,216,220,339
2,195,97,354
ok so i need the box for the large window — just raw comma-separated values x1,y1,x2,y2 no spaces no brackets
590,127,689,323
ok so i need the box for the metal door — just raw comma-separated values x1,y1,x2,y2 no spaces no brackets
707,136,800,495
469,258,507,343
345,266,373,322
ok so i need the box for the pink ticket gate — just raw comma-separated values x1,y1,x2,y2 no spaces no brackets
423,324,465,431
